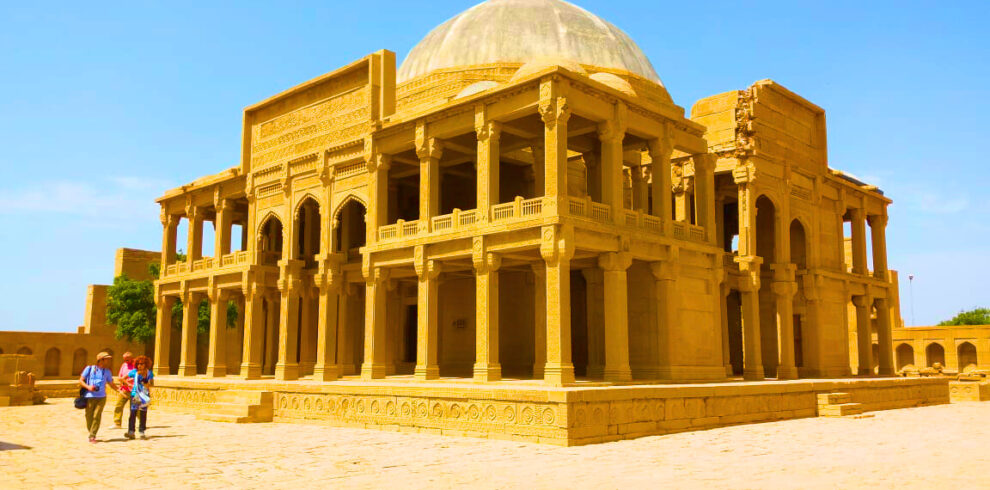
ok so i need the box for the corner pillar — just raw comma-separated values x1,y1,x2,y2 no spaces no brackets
853,294,874,375
600,252,632,382
275,260,302,381
540,224,575,385
414,250,441,380
875,297,894,375
361,267,389,379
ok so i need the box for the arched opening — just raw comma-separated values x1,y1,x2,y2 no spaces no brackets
16,346,32,356
895,343,914,371
755,195,778,377
44,348,61,377
958,342,978,372
295,197,322,265
789,219,808,269
926,343,945,367
72,348,88,375
0,347,4,354
335,199,367,258
258,215,284,266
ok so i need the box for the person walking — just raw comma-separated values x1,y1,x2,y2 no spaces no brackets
113,352,135,428
78,352,119,443
125,356,154,440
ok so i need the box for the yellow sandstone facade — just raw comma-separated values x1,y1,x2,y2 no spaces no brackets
149,0,945,444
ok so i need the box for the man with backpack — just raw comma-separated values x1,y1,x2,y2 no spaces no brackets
78,352,120,443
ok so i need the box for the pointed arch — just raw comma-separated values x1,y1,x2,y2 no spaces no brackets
293,193,323,217
925,342,945,367
331,193,369,223
895,343,914,371
958,341,978,371
789,218,809,269
44,347,61,377
293,195,323,261
255,210,285,237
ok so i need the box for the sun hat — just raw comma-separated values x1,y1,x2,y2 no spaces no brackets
96,352,112,361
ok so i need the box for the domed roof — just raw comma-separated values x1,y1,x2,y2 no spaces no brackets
397,0,662,84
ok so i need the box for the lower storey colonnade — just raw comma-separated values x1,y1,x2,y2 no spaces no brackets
154,256,894,385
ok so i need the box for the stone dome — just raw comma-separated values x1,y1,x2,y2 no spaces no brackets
397,0,662,84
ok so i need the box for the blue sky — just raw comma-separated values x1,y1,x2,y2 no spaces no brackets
1,1,987,331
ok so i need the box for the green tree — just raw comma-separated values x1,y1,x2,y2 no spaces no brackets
108,251,238,343
938,307,990,326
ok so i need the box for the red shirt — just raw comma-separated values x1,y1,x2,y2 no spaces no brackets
118,361,135,394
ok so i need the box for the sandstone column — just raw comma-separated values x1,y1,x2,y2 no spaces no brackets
875,297,894,375
869,214,889,280
648,134,673,229
367,153,390,244
153,294,176,376
651,258,678,379
582,268,605,379
539,77,570,215
214,199,232,259
160,212,178,273
206,286,228,378
532,264,547,379
275,261,301,381
853,294,873,375
186,205,202,265
240,283,265,379
476,111,502,217
362,267,389,379
473,247,502,382
850,208,868,275
313,267,341,381
414,250,441,380
598,111,626,219
416,128,442,227
178,290,200,377
772,266,798,380
600,252,632,382
540,225,574,385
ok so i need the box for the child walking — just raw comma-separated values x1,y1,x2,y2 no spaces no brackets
125,355,154,440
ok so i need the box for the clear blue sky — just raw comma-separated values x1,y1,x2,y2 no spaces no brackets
1,1,987,332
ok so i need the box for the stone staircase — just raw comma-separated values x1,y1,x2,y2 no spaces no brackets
816,392,865,417
195,390,274,423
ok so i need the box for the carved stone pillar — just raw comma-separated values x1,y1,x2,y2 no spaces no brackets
240,282,265,379
214,198,232,259
582,268,605,379
275,260,302,381
186,204,202,264
178,290,201,377
539,77,571,214
313,258,342,381
736,256,764,380
160,212,178,272
416,126,442,225
632,164,649,212
600,252,632,382
719,283,732,376
476,112,502,216
852,294,873,375
850,208,868,275
771,265,798,380
875,297,894,375
531,263,547,379
206,285,228,378
367,152,390,244
473,247,502,382
414,247,441,380
650,256,678,379
693,154,716,243
153,294,176,376
540,224,575,385
648,134,673,230
598,112,626,216
361,267,389,379
869,214,889,280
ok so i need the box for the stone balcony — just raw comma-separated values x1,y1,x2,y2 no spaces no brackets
162,250,252,279
376,195,708,246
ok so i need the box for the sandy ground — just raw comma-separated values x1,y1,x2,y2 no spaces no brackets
1,399,988,489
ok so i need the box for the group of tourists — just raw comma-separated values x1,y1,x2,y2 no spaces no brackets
77,351,154,443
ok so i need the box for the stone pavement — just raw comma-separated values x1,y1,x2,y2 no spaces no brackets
1,399,988,489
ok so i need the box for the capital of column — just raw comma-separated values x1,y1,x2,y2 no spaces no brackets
732,163,755,185
597,118,626,144
416,137,443,161
160,209,177,228
475,119,502,143
366,153,392,174
539,97,571,130
733,255,763,291
851,294,873,308
598,252,632,272
647,130,673,162
867,213,888,229
539,225,574,265
770,263,797,283
771,280,798,299
364,266,389,287
473,252,501,274
649,260,678,282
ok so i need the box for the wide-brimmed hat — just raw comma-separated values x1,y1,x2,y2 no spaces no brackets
96,352,112,361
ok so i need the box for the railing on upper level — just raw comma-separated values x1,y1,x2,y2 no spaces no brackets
161,250,253,278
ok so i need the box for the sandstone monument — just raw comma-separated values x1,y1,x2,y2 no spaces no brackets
148,0,948,444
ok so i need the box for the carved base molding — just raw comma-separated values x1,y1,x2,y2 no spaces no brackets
150,377,950,446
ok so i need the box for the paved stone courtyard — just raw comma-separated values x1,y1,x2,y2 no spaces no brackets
1,399,988,489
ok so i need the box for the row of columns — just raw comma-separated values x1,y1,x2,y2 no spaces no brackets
848,209,889,278
160,199,248,270
852,294,895,375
